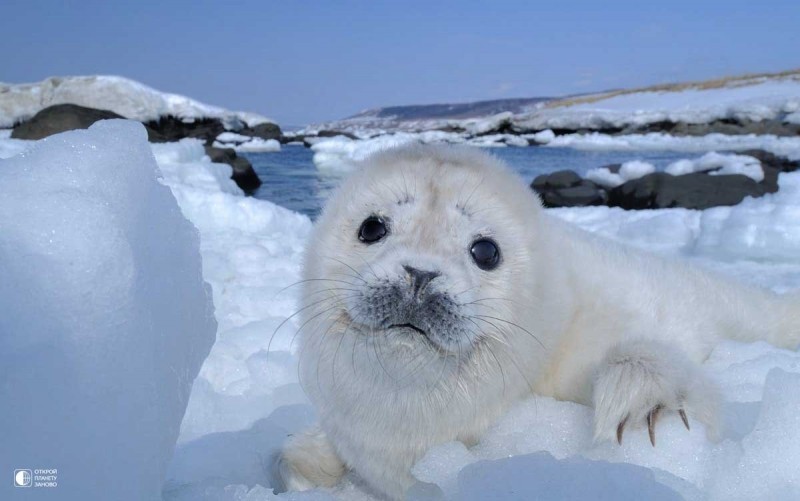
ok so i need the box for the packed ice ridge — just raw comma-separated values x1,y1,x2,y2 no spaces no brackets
0,120,217,500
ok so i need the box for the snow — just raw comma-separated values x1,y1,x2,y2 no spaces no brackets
155,139,312,446
311,133,422,171
526,128,556,144
584,152,764,188
517,75,800,131
548,131,800,160
665,152,764,181
0,136,30,158
168,127,800,499
0,120,216,500
214,132,282,153
462,112,513,135
587,160,656,188
0,75,274,129
309,131,533,171
409,341,800,500
4,117,800,500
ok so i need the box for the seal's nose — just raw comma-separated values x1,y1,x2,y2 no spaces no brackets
403,265,440,299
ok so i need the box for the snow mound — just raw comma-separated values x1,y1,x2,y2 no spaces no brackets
665,152,763,181
0,75,274,129
0,120,216,500
587,160,656,187
525,128,556,145
584,152,764,188
214,132,281,152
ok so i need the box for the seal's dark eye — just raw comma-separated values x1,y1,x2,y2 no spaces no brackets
470,238,500,270
358,216,387,243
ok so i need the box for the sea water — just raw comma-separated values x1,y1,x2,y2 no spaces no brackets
246,145,691,218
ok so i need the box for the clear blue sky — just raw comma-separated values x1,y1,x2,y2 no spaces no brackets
2,0,798,126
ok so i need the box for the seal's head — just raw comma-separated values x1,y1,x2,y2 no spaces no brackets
299,144,549,397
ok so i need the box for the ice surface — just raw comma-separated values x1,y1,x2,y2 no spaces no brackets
4,118,800,499
0,120,216,500
0,75,274,129
143,131,800,499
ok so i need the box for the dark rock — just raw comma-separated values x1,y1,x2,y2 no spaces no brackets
601,163,622,174
608,172,766,210
240,122,282,140
146,115,226,143
532,171,608,208
541,181,608,208
626,119,800,137
737,149,800,173
204,146,262,193
532,170,582,190
299,130,358,147
316,129,358,139
761,165,780,193
11,104,126,139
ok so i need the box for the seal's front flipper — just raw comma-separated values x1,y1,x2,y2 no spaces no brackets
592,338,720,446
279,425,345,491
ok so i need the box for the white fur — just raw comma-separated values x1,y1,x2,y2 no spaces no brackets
279,144,800,499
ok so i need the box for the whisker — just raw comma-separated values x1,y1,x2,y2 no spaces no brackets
273,277,361,298
473,314,545,350
321,256,368,284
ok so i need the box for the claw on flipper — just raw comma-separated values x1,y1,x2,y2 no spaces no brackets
679,409,690,431
646,406,662,447
616,415,629,445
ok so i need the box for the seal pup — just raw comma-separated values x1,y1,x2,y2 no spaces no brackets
279,144,800,499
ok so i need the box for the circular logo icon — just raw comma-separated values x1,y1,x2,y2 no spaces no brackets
15,469,32,487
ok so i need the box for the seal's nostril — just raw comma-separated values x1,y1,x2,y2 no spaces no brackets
402,265,440,298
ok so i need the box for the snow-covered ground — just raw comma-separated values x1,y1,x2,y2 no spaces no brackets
0,75,274,129
517,73,800,131
3,120,800,500
213,132,282,153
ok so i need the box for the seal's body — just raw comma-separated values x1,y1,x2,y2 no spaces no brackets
280,145,800,499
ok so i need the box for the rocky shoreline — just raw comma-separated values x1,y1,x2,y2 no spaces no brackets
8,103,800,209
10,103,274,193
532,149,798,210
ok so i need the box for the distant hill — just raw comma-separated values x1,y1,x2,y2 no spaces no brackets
347,97,552,122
